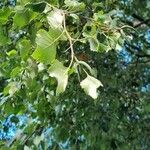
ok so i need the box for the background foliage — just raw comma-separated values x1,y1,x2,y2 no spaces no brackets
0,0,150,149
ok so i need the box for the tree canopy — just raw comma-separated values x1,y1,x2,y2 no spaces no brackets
0,0,150,149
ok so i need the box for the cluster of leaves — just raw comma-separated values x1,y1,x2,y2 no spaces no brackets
0,0,124,99
0,0,150,149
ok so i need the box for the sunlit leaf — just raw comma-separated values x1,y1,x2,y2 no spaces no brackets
65,0,85,12
6,50,17,57
80,75,103,99
0,7,12,24
49,60,68,95
88,38,99,51
24,145,30,150
32,29,63,64
33,135,44,146
10,66,21,78
3,82,20,96
47,9,64,29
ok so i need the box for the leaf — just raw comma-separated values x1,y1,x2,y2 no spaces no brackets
17,39,31,60
32,29,63,64
25,2,46,13
6,49,17,57
49,60,68,95
24,145,30,150
0,25,10,45
65,0,85,12
38,63,45,72
88,38,99,51
0,7,12,24
82,23,99,51
83,23,97,38
80,75,103,99
3,82,20,96
13,9,29,28
32,45,56,64
99,43,110,52
47,9,64,29
13,9,37,28
10,66,21,78
33,135,44,146
93,11,108,23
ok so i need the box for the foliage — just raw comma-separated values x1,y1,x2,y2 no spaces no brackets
0,0,150,149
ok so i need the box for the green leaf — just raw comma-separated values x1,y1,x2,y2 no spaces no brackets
82,23,99,51
25,2,46,13
80,75,103,99
10,67,21,78
98,43,110,52
64,0,85,12
0,26,10,45
3,82,20,96
93,11,107,23
83,23,97,38
4,102,15,115
6,49,17,57
32,29,63,64
49,60,68,95
17,39,31,60
0,7,12,24
13,9,37,28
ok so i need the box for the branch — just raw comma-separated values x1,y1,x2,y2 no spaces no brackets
121,14,150,28
132,14,150,28
63,13,75,69
125,41,150,58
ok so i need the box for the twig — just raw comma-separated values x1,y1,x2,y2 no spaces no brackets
63,12,75,69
